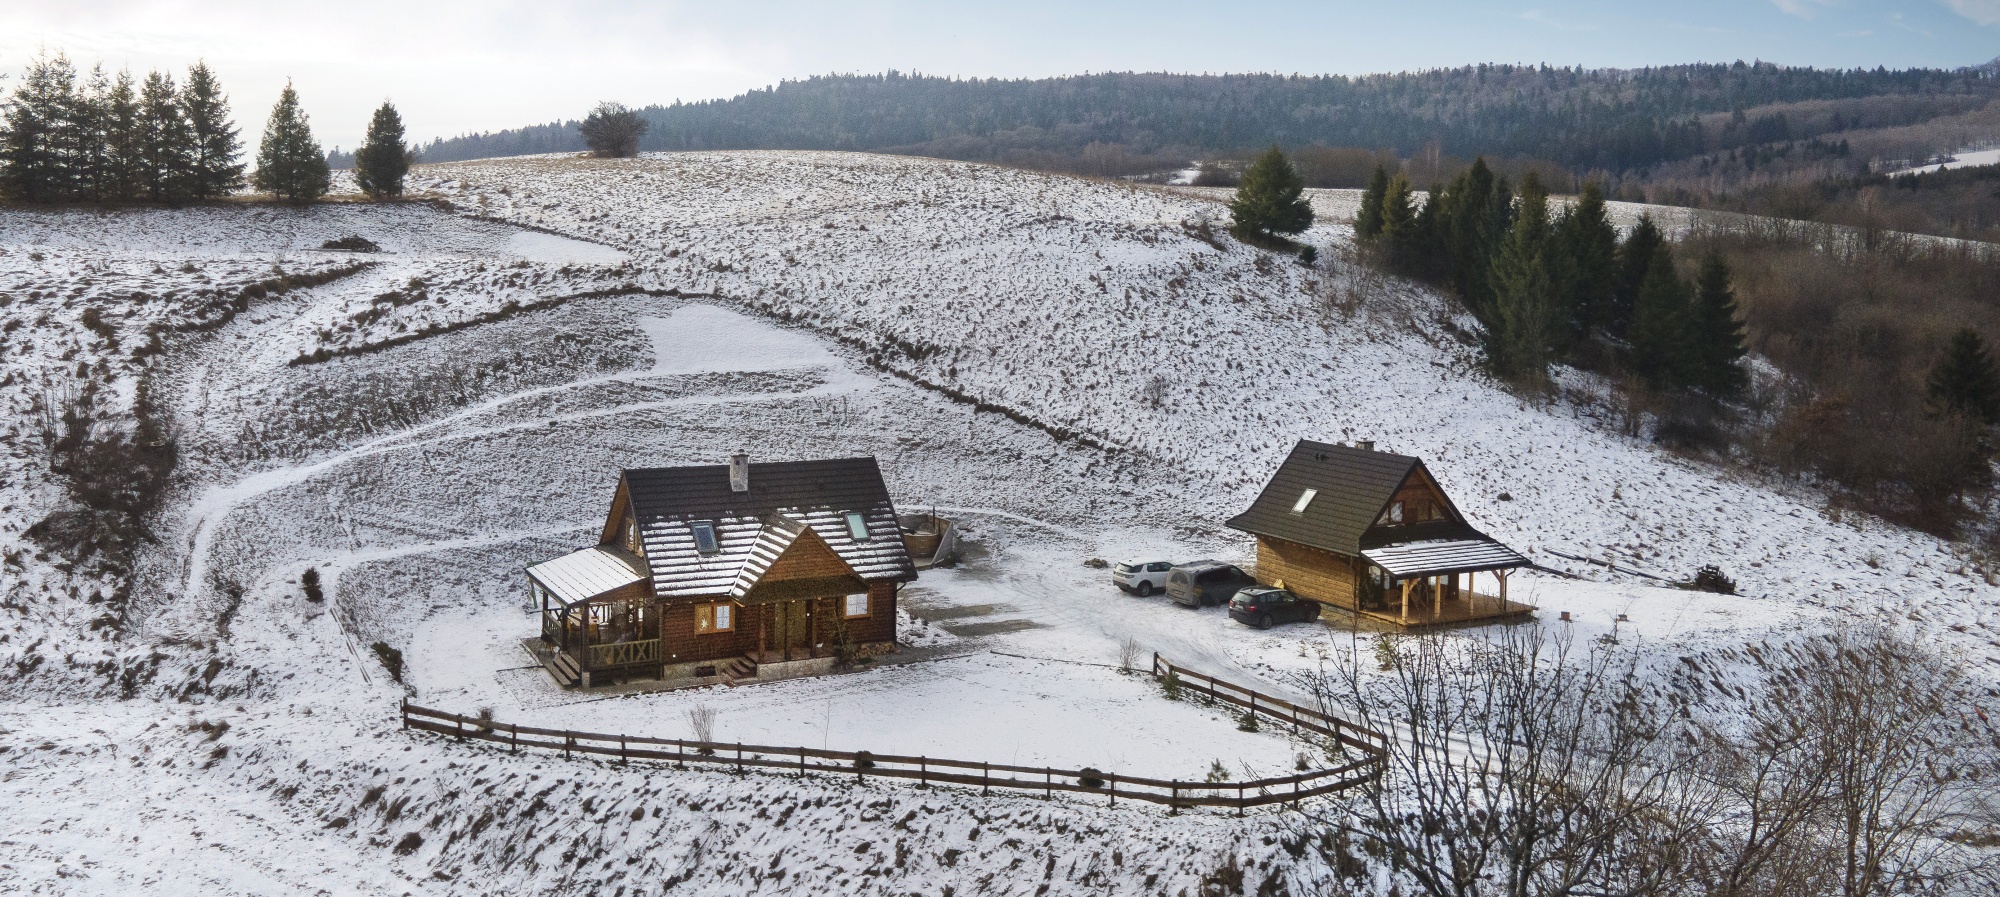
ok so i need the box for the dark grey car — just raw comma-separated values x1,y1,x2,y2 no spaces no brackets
1165,561,1257,608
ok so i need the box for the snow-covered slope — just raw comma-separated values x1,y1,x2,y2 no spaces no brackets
1,151,1994,896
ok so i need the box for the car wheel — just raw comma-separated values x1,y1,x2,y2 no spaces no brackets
1136,581,1153,597
1257,614,1273,630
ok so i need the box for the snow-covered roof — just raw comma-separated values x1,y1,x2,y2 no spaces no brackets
624,458,917,600
1362,539,1529,578
527,546,649,605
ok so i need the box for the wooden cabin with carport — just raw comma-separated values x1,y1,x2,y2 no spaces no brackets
1226,439,1531,628
524,453,918,689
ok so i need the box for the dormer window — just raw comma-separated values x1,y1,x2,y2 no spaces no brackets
1290,489,1317,515
844,511,870,541
690,520,719,554
625,517,641,554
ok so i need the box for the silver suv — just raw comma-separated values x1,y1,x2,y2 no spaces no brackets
1113,560,1174,596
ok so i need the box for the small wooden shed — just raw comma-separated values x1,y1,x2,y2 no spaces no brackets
1225,439,1530,627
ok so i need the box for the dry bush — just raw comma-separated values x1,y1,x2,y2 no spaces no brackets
685,705,716,743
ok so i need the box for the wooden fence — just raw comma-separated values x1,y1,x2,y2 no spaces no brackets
400,655,1385,812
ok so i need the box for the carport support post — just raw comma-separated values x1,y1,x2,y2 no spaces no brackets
1399,579,1411,624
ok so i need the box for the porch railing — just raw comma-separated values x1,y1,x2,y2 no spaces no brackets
588,639,662,668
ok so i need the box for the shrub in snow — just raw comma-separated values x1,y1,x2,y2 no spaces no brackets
370,641,404,683
1160,670,1182,701
1077,768,1104,789
1691,564,1737,595
300,567,323,603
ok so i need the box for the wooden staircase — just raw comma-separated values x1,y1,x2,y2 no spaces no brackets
719,656,758,688
542,649,582,688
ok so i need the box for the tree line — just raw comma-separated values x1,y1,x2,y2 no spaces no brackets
1354,157,1748,401
1,53,417,205
410,63,1997,173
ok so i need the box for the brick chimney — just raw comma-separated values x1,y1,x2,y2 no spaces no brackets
729,451,750,492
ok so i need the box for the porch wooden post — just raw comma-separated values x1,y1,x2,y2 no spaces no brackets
1433,575,1442,619
1399,579,1411,623
1498,569,1509,613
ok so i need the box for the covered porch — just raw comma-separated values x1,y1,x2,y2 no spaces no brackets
1360,539,1533,628
527,546,660,687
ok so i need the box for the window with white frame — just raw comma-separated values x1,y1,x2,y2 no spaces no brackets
1290,488,1318,514
844,592,870,618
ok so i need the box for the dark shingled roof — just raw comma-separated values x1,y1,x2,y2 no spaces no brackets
1226,440,1477,556
623,457,917,599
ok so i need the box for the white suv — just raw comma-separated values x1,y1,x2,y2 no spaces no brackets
1113,560,1175,597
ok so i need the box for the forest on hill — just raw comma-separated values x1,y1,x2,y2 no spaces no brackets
412,62,1999,180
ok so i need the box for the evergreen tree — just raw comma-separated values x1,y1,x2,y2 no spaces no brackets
71,66,115,201
1551,181,1618,348
1227,145,1314,242
181,62,244,199
1485,172,1556,384
1689,251,1749,397
0,53,80,202
1438,157,1512,319
101,70,145,202
1610,215,1664,339
1354,165,1389,241
253,82,329,203
1925,329,2000,423
1626,248,1693,390
137,71,194,203
1378,172,1418,272
1409,182,1446,281
354,100,410,198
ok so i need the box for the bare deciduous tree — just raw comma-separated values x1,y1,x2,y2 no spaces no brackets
579,101,647,158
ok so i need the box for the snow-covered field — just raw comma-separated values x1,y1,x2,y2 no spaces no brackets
1,150,1995,895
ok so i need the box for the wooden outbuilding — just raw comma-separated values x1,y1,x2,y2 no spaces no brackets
1226,439,1531,628
525,453,917,688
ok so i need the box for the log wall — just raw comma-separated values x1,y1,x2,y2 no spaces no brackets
1253,537,1360,610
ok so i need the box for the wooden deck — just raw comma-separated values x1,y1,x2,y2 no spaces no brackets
1354,591,1535,629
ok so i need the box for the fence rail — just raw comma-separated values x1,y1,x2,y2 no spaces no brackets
399,655,1384,811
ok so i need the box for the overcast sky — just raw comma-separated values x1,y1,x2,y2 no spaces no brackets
3,1,1997,151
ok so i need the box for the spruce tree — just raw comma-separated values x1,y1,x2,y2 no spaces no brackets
1925,329,2000,423
1439,157,1512,319
253,82,329,204
137,71,194,204
72,66,114,201
1552,182,1618,347
1626,248,1693,390
354,100,410,198
1689,251,1749,397
1227,145,1314,243
1610,215,1664,339
1485,172,1555,384
1377,173,1418,274
0,53,79,202
182,62,245,199
1354,165,1389,241
101,70,145,202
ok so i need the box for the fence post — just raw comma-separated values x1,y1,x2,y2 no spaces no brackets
736,743,743,775
510,724,519,754
677,740,685,769
620,735,628,765
982,762,990,796
1237,783,1246,817
799,748,806,779
563,733,572,760
399,700,409,730
920,757,927,788
1044,769,1051,800
1108,774,1116,808
1247,692,1256,723
454,714,464,741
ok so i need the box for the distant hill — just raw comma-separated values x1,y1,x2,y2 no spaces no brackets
408,63,1999,180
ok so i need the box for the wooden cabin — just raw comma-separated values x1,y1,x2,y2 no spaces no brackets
1225,439,1531,628
524,453,917,688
